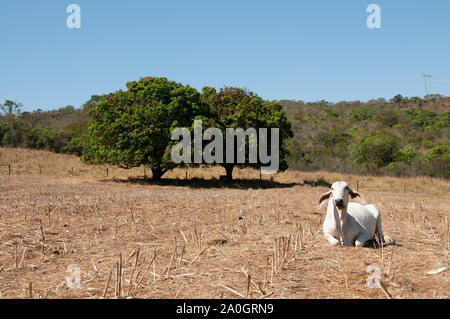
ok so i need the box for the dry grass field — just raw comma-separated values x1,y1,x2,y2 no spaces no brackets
0,148,448,299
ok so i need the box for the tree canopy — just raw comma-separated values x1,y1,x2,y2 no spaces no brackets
200,87,293,180
82,77,204,180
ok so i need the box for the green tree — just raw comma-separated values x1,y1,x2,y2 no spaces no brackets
25,127,45,149
435,110,450,129
424,145,450,178
412,110,437,127
201,87,293,181
1,100,22,116
83,77,203,180
1,120,25,147
350,106,375,122
424,94,444,100
375,108,399,127
61,136,83,156
390,94,404,107
353,130,400,171
395,145,416,165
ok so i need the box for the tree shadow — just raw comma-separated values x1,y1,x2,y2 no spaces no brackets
104,176,300,189
303,178,332,188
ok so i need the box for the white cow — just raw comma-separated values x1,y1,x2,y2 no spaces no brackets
318,181,385,247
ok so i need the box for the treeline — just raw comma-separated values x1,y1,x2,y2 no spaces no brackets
281,95,449,178
0,120,80,154
0,97,99,156
1,91,449,178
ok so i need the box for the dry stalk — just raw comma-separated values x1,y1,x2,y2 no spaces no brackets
91,258,98,273
134,268,143,291
379,280,393,299
218,283,244,298
270,254,274,286
165,244,177,278
242,267,266,296
189,246,209,265
193,226,204,251
144,250,157,272
119,253,123,296
246,273,251,299
146,271,161,283
170,273,196,278
263,257,269,292
19,245,27,268
133,270,145,293
115,262,119,297
61,235,68,253
259,291,274,299
273,240,278,274
175,283,185,298
179,228,188,243
128,207,135,223
115,254,123,297
445,216,449,250
424,216,437,239
178,244,185,268
14,242,18,269
386,246,395,277
127,248,140,296
272,235,296,275
28,282,33,299
137,251,157,289
39,219,45,254
112,224,118,240
153,255,157,283
126,249,137,264
102,264,114,298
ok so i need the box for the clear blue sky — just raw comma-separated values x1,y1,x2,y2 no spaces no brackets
1,0,449,112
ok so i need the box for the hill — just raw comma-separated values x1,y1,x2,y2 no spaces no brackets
279,96,449,178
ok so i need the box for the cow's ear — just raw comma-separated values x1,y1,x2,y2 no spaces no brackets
318,191,332,209
349,189,361,199
349,189,366,204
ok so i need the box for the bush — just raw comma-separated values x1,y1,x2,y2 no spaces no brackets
61,136,83,156
395,145,416,165
424,145,450,178
353,131,400,171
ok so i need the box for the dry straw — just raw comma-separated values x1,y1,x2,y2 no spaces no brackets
1,148,449,298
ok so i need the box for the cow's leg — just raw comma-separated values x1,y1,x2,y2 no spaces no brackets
375,214,384,243
355,232,370,247
325,232,341,246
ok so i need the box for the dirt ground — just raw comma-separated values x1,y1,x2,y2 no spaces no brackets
0,162,448,299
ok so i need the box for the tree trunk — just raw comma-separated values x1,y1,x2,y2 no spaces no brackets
151,167,165,181
223,164,234,182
